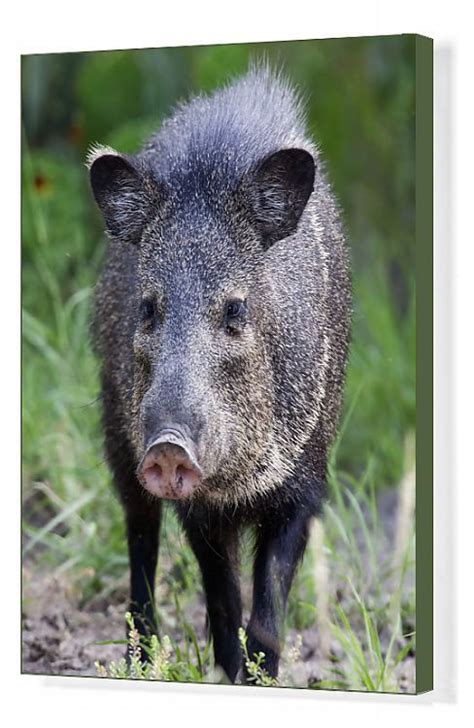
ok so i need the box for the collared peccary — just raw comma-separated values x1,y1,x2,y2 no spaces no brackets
89,67,350,682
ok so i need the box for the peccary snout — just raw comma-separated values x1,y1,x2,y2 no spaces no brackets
137,429,202,500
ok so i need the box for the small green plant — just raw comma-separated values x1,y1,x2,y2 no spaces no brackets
95,611,219,683
238,628,278,687
95,612,174,680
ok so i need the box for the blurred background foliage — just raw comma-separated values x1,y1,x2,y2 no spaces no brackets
21,36,416,573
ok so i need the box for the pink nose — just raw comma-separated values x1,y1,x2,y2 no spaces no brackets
138,440,202,500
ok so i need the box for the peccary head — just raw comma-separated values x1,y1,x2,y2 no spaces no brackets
89,144,315,504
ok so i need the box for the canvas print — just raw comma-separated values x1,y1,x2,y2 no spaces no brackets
21,35,432,693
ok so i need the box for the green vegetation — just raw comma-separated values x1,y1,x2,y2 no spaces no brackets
21,37,416,691
95,612,213,683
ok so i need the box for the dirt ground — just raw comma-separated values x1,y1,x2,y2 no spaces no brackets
21,566,414,691
21,565,325,683
22,569,127,676
21,489,415,692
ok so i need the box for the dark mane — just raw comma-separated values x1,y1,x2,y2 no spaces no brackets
139,67,313,199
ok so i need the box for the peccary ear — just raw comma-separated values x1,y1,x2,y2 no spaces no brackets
247,148,315,247
88,147,158,244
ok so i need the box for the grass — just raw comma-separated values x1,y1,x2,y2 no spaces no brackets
21,140,416,692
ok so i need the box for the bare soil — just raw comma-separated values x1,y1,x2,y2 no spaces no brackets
21,488,415,692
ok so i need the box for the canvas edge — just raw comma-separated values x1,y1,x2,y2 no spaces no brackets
415,32,434,695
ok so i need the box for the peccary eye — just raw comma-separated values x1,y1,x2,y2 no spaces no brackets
225,299,246,333
140,298,155,323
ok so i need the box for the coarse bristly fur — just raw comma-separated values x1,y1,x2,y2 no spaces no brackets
89,66,351,682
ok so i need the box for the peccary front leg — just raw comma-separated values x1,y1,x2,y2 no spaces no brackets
104,425,162,644
125,497,161,638
246,505,313,679
182,514,242,683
